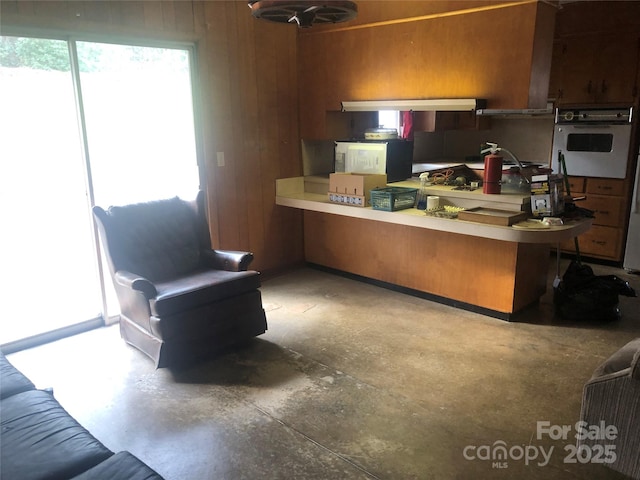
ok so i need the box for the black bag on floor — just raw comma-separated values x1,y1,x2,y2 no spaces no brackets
553,260,636,322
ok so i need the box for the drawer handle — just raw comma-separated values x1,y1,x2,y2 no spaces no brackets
592,240,607,246
598,210,610,215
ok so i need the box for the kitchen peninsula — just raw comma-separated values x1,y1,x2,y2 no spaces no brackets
276,177,592,320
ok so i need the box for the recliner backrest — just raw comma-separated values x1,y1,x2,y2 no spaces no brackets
99,196,204,282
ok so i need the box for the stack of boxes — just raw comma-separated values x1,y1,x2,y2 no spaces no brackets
328,173,387,207
530,173,565,217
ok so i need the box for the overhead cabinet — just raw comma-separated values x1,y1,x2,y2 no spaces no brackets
297,1,556,139
552,32,640,105
550,1,640,105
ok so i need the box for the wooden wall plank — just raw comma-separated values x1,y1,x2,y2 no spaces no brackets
173,1,195,33
199,2,231,248
33,1,76,21
77,1,111,24
256,21,291,269
311,0,521,29
161,1,176,31
208,1,241,250
2,0,303,274
249,14,275,265
15,1,36,15
273,23,304,267
119,1,146,29
142,2,164,31
230,2,255,254
2,1,19,15
192,1,206,36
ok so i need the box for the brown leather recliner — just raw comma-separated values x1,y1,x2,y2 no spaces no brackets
93,191,267,368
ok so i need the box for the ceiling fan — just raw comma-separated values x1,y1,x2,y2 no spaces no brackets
248,1,358,28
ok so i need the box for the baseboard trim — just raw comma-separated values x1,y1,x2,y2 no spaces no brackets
307,263,515,321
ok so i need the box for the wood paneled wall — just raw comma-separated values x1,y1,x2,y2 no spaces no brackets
200,2,302,274
1,1,304,275
297,0,557,139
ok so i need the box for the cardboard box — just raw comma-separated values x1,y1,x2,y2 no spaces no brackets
328,173,388,207
530,174,564,217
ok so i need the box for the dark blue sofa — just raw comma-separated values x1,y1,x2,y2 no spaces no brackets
0,351,164,480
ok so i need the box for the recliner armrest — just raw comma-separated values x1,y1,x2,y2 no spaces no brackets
114,270,158,299
202,249,254,272
589,338,640,383
632,349,640,381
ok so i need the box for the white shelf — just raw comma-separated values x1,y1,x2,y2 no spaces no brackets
276,177,592,244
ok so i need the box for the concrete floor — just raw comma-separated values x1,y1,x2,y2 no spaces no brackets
6,259,640,480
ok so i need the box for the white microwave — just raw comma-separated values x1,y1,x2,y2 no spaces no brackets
334,140,413,182
551,107,632,179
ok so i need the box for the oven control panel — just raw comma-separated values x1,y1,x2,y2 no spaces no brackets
555,107,633,124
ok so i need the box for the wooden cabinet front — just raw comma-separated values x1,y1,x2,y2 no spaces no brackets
555,33,640,105
551,1,640,106
561,225,621,260
562,177,627,261
566,177,586,195
304,210,550,317
580,194,625,227
587,178,625,196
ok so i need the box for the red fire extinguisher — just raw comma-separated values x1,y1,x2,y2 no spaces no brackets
483,153,503,194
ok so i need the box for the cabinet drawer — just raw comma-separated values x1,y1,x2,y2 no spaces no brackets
586,178,624,196
580,194,625,227
567,177,586,194
560,225,621,260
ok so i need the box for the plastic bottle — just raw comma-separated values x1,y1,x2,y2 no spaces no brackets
416,172,429,210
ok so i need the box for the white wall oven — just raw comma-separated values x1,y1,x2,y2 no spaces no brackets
551,107,633,179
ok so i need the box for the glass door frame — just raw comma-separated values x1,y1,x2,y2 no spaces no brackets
0,26,205,353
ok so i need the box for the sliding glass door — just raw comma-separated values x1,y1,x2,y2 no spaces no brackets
0,37,100,345
77,41,199,207
0,35,200,348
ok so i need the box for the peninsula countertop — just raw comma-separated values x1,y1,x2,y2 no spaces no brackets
276,176,592,244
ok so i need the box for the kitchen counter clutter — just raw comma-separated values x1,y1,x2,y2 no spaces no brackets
276,175,593,319
276,176,591,244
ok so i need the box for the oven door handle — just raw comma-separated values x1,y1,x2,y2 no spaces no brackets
569,125,613,129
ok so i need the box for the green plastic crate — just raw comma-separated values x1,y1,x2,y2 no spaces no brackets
370,187,418,211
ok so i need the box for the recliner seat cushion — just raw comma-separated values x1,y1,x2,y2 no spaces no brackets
150,269,261,317
1,390,113,480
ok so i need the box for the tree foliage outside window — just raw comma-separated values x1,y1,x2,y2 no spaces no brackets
0,36,186,73
0,36,71,71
